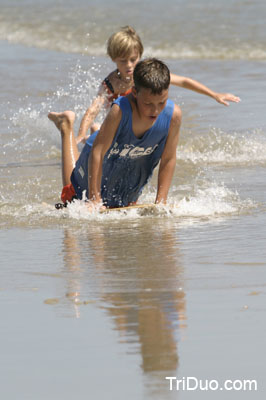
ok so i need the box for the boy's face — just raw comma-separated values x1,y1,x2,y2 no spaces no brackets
114,49,140,80
134,88,169,123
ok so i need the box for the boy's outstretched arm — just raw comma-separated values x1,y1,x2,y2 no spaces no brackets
156,104,182,204
88,104,122,204
170,73,240,106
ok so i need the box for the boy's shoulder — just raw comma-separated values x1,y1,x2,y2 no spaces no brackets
169,102,182,122
100,70,118,92
169,103,182,131
162,101,182,131
172,102,182,118
113,94,131,108
105,69,117,82
159,99,181,123
104,70,132,94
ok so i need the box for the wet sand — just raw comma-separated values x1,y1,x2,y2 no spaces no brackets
1,217,265,399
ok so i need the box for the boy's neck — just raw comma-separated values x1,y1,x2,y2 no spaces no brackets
116,69,132,84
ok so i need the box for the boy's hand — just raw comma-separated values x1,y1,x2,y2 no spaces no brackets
215,93,241,106
85,199,106,212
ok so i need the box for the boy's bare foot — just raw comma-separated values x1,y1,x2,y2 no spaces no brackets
48,111,75,132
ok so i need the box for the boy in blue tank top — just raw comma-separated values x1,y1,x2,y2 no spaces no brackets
48,58,182,209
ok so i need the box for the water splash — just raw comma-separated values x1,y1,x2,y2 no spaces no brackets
0,179,255,228
1,61,105,164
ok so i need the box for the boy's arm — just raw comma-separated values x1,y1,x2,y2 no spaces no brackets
88,104,122,204
76,95,105,143
76,83,112,144
156,104,182,204
170,73,240,106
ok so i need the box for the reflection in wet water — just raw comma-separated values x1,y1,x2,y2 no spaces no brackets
61,219,186,374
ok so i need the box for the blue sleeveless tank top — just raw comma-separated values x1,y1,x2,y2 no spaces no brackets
71,96,174,207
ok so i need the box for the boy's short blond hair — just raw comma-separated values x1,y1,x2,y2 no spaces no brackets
107,26,144,60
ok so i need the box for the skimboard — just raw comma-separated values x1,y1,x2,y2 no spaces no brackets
100,203,157,213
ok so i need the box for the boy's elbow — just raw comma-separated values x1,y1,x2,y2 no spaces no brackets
91,144,104,163
160,154,176,172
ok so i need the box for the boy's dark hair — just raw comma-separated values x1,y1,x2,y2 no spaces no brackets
133,58,170,94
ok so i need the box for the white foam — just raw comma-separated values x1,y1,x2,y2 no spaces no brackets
178,128,266,166
0,181,254,227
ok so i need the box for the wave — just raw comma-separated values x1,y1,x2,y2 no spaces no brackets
1,21,266,60
178,128,266,167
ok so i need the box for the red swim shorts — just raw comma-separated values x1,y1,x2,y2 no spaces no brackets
61,183,76,204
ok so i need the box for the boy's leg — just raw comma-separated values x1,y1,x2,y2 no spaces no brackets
48,111,79,186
